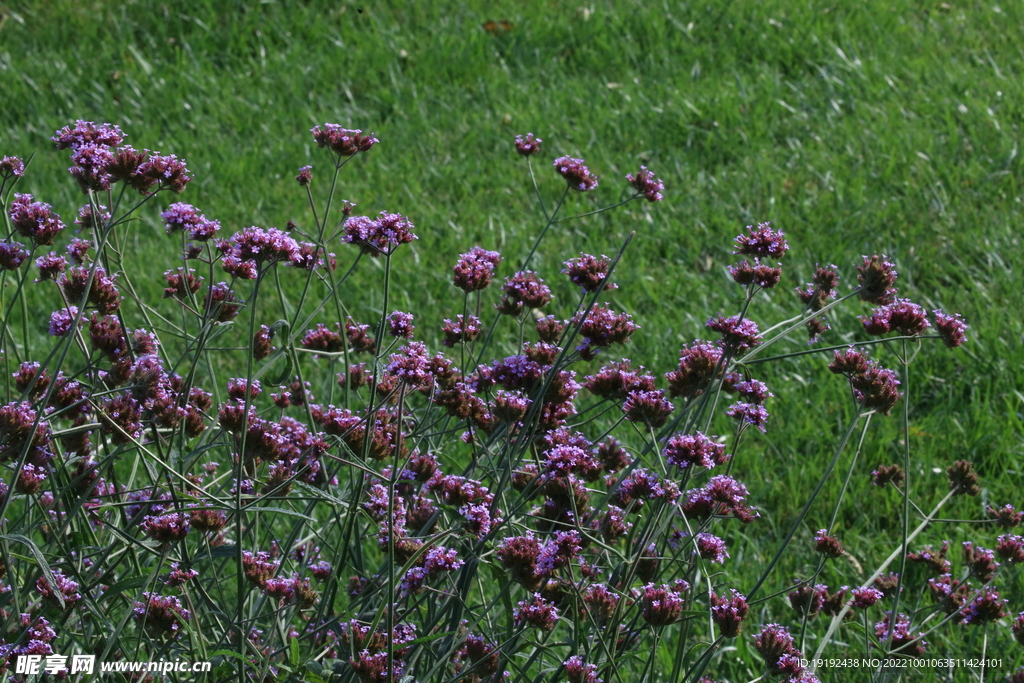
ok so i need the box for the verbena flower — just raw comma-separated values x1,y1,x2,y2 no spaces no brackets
48,307,80,336
9,193,65,246
161,203,220,241
0,239,30,270
753,623,801,674
220,226,301,278
164,563,199,588
728,259,781,289
960,587,1007,625
143,512,191,543
387,311,415,338
638,582,685,626
513,593,559,631
536,530,583,575
342,212,417,256
695,532,729,563
933,310,968,348
962,542,999,583
0,155,25,179
733,222,788,259
514,133,542,156
553,155,598,191
947,459,980,496
498,271,552,314
573,306,639,350
622,389,674,428
664,431,727,470
563,252,617,292
907,541,951,574
856,254,898,305
711,590,749,637
496,533,542,589
310,124,378,156
68,143,114,192
788,583,827,618
1012,613,1024,647
441,314,480,347
36,570,82,610
861,298,930,336
453,246,502,292
796,264,841,309
626,165,664,201
74,204,109,233
987,504,1021,529
133,592,190,639
873,612,926,656
564,656,603,683
726,402,770,432
136,152,192,194
706,315,762,354
163,268,203,300
682,475,757,523
58,265,121,313
814,529,845,558
66,238,93,264
611,468,679,509
386,342,432,387
868,463,903,487
52,120,124,149
850,586,884,609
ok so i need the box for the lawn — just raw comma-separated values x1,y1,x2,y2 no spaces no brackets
0,0,1021,681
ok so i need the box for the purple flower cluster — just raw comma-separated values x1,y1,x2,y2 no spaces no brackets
36,570,82,610
752,623,820,680
310,124,378,156
873,612,926,656
682,475,758,523
161,202,220,241
828,347,903,415
856,254,899,305
563,253,617,292
515,133,542,156
638,582,686,626
219,226,302,278
452,246,502,292
626,166,664,202
514,593,559,631
573,305,640,353
133,592,190,639
497,271,552,315
861,298,930,336
0,239,30,271
0,155,25,179
622,389,674,427
441,314,481,347
9,193,66,246
564,656,603,683
933,310,968,348
711,590,750,637
342,211,417,256
553,155,598,191
387,311,415,338
583,360,655,401
48,307,80,336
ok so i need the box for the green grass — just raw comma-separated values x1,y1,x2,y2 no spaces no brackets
2,0,1022,679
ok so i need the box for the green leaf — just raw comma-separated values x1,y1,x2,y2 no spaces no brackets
1,534,62,608
288,636,300,668
102,575,149,601
245,506,315,521
194,544,238,561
